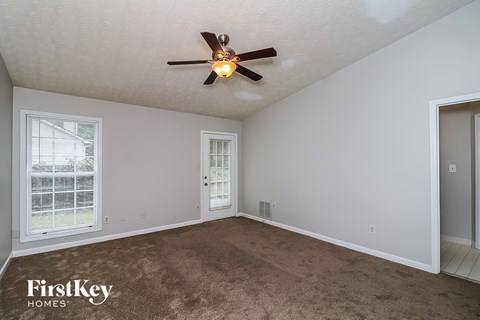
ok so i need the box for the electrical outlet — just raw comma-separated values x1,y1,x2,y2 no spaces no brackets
272,203,276,209
104,216,110,224
369,224,376,234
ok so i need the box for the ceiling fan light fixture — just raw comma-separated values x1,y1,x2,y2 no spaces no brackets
212,60,236,78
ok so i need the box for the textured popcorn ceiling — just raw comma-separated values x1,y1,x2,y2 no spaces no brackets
0,0,474,120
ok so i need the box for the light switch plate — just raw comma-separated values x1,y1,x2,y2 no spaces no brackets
449,164,457,173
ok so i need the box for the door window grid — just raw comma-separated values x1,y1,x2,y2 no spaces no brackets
209,139,231,210
28,117,96,234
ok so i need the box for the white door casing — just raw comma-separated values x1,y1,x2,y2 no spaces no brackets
475,114,480,249
430,92,480,273
201,131,237,222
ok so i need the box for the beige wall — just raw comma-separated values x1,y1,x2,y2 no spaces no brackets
12,87,241,251
241,1,480,266
0,52,13,268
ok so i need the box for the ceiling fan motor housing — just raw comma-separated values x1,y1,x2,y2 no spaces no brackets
212,34,236,61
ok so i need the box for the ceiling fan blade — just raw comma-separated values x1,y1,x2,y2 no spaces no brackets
167,60,210,65
236,48,277,62
235,64,263,81
203,71,218,85
201,32,225,55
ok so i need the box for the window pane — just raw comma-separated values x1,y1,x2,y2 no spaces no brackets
31,212,53,231
55,139,75,156
31,177,53,193
31,138,54,172
54,210,74,228
76,208,94,225
76,176,94,191
54,176,74,192
84,141,95,157
31,194,53,212
39,138,54,157
32,119,40,137
54,139,75,172
55,192,75,209
77,191,94,207
60,121,76,135
39,120,54,138
27,115,99,236
77,123,95,140
76,157,94,172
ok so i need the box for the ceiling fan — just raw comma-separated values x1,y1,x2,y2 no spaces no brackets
167,32,277,85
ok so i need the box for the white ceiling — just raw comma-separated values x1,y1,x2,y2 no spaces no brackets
0,0,474,120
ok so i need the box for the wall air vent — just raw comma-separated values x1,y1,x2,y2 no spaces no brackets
259,201,272,220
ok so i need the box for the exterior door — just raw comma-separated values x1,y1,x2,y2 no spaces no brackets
201,131,237,222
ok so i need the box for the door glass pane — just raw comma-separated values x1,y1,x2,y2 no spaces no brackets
209,139,231,210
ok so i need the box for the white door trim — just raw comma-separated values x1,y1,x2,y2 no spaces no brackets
200,130,238,222
429,92,480,273
475,114,480,249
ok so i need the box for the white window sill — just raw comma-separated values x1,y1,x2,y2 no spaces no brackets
20,225,102,243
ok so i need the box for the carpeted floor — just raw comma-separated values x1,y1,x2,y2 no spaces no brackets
1,217,479,319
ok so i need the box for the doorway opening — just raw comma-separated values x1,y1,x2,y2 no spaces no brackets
430,92,480,282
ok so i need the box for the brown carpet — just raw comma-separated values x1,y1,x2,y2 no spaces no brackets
1,217,479,320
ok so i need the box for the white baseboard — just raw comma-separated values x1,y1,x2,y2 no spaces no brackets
238,212,434,273
13,219,203,257
441,234,473,246
0,252,13,279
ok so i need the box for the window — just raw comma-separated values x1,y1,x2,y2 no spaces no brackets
20,111,102,242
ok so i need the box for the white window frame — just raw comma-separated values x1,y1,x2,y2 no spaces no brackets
20,110,103,242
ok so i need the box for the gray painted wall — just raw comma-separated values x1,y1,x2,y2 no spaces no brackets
241,1,480,265
12,87,241,251
0,52,13,268
439,105,472,240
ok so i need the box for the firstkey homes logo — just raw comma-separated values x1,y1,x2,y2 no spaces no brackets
27,279,113,308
